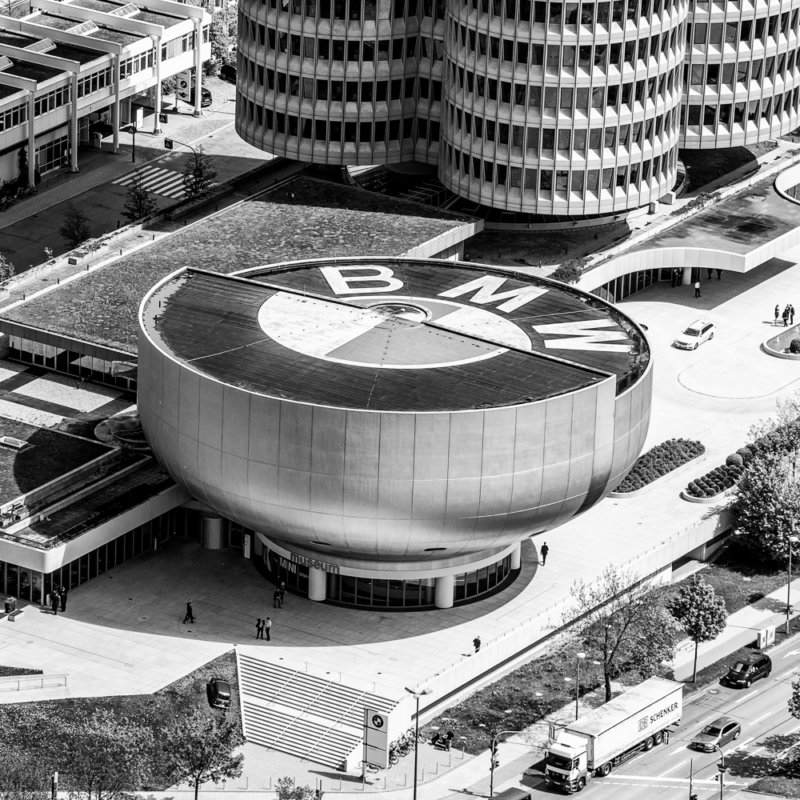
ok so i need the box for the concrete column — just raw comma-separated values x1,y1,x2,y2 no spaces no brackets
435,574,455,609
308,566,326,602
193,20,203,117
153,37,162,134
26,91,35,187
112,54,121,153
682,267,692,286
510,542,522,570
201,514,224,549
70,73,79,172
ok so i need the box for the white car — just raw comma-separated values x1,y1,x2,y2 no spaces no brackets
674,320,715,350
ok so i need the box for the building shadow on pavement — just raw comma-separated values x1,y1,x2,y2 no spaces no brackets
63,538,540,647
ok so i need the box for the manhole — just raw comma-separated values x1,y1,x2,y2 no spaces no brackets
708,688,720,694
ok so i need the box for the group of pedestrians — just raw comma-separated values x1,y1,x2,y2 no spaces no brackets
775,303,796,326
48,585,68,615
255,581,286,642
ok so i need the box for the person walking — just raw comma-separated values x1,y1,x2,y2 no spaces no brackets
775,304,781,325
256,618,264,639
791,304,796,325
694,280,701,298
265,616,272,641
273,588,281,609
473,636,481,653
706,268,712,280
540,541,550,566
50,590,59,615
716,269,722,280
784,305,791,327
59,586,67,613
183,600,195,624
279,581,286,607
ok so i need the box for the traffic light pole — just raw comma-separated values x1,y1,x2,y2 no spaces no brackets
489,729,523,799
715,745,726,800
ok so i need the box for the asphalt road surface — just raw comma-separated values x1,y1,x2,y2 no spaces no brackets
511,634,800,799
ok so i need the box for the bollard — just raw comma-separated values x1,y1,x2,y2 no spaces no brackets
152,234,155,240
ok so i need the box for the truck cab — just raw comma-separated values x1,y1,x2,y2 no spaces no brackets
545,734,589,793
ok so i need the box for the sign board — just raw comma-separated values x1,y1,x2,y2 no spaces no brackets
159,112,168,124
176,70,193,102
363,709,388,769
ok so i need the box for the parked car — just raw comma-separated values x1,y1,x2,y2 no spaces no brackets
206,677,231,709
674,320,715,350
690,716,741,751
219,63,237,83
189,87,213,107
724,653,772,688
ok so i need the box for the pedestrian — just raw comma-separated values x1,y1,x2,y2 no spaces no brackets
540,541,549,566
670,270,676,288
256,617,264,639
775,304,781,325
183,599,195,624
473,635,481,653
784,305,790,327
273,588,281,608
59,585,67,613
716,268,722,280
694,280,701,298
279,581,286,606
265,616,272,641
50,590,59,615
706,268,712,280
792,304,796,325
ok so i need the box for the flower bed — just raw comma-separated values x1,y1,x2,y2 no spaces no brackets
614,438,705,493
684,418,800,500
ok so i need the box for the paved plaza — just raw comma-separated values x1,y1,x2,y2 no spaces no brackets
1,244,800,797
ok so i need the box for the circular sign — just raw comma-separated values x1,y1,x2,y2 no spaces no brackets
372,714,384,728
257,293,531,370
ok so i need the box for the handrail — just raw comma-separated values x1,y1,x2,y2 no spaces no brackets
0,673,68,692
302,688,370,762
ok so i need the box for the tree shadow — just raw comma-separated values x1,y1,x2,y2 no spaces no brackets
727,732,800,779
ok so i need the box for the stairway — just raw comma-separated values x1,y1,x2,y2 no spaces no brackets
237,652,397,769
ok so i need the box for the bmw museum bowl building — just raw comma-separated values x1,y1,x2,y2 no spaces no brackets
138,258,652,609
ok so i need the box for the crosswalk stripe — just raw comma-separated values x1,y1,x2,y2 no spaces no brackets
113,166,187,197
114,165,161,185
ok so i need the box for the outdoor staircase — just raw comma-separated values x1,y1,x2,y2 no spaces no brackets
237,652,397,769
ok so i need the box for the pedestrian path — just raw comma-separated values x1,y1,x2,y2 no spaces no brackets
112,165,198,199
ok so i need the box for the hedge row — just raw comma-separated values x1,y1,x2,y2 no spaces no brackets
684,419,800,498
615,438,705,493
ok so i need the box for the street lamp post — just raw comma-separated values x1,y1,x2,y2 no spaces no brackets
714,745,726,800
405,686,431,800
489,729,524,799
787,533,799,635
575,652,586,720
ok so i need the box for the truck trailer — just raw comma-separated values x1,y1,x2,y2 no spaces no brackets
544,677,683,793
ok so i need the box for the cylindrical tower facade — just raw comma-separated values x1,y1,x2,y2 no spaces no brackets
439,0,688,215
235,0,445,165
681,0,800,149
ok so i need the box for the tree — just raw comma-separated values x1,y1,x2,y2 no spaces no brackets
182,146,217,199
668,575,727,683
275,778,315,800
550,258,586,284
122,173,158,222
0,252,14,283
55,708,155,800
164,712,244,800
735,449,800,563
789,677,800,720
0,747,50,800
59,204,91,249
566,566,681,702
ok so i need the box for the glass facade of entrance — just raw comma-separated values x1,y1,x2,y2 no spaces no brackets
259,544,515,609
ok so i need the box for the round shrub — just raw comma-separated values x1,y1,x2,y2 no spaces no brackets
736,447,753,464
790,338,800,354
615,438,705,492
726,453,744,467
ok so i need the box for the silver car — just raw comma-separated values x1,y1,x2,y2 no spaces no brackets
690,716,741,752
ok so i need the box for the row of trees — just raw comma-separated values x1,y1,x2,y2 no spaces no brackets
567,566,728,697
0,706,243,800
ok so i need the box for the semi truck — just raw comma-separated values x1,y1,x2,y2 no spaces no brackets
544,677,683,793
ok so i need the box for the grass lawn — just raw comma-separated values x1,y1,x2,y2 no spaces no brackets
681,143,777,194
748,776,800,797
0,650,240,789
0,666,42,677
701,539,787,613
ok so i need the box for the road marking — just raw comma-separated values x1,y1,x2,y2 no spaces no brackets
615,775,746,785
782,648,800,659
668,746,689,757
733,688,758,704
734,736,754,748
750,711,771,724
658,759,688,776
